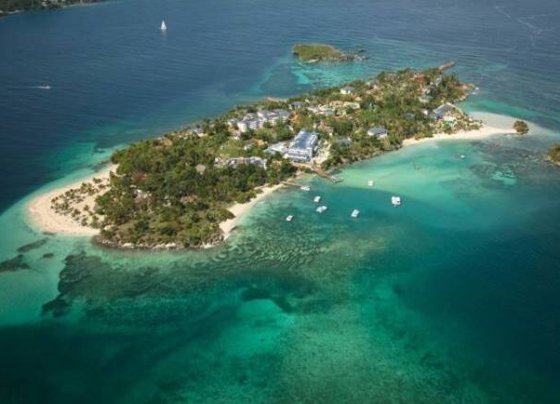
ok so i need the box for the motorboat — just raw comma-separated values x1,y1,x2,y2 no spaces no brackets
316,205,328,213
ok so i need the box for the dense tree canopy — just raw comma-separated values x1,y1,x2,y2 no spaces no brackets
513,120,529,135
96,135,294,248
93,66,471,248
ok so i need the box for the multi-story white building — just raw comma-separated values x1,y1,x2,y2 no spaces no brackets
234,109,290,133
286,129,319,162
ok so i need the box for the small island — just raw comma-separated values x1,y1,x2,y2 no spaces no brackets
28,64,513,249
292,43,363,63
513,120,529,135
548,144,560,166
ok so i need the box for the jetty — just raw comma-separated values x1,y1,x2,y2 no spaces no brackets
292,163,343,183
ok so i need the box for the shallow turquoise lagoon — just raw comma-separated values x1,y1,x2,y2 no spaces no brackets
2,0,560,402
2,129,560,402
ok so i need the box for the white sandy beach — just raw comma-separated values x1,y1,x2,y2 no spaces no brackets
27,166,115,236
402,123,514,148
28,165,284,241
219,183,284,240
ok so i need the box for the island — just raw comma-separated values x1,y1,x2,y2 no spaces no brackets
513,120,529,135
28,64,513,249
0,0,101,16
292,43,364,63
548,144,560,166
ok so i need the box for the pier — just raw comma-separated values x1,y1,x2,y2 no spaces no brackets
292,163,344,183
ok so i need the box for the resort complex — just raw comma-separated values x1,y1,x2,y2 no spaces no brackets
44,65,484,249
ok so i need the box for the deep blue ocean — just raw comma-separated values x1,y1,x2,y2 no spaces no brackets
1,0,560,402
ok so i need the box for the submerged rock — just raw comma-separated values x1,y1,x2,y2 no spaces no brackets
17,238,49,253
0,254,30,273
42,295,71,317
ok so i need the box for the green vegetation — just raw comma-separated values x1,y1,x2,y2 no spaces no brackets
513,120,529,135
548,144,560,165
0,0,100,14
292,43,355,63
95,133,295,248
82,65,473,249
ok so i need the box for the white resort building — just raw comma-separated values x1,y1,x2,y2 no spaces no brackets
340,86,355,95
231,109,290,133
367,127,388,139
286,129,319,162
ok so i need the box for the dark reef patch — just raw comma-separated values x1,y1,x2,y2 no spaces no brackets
0,255,29,273
17,238,48,253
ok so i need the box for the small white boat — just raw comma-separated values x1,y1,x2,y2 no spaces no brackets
313,196,321,203
368,180,374,187
286,215,294,222
460,154,466,159
351,209,360,218
300,186,311,192
37,85,51,90
391,196,402,207
160,20,167,31
316,205,328,213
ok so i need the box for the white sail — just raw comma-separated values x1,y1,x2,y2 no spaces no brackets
160,20,167,31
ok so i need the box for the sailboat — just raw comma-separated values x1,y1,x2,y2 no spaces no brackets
160,20,167,31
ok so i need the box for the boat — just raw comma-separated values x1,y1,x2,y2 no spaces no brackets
313,196,321,203
368,180,374,187
391,196,402,207
316,205,328,213
460,154,466,159
351,209,360,218
160,20,167,31
37,85,51,90
300,186,311,192
286,215,294,222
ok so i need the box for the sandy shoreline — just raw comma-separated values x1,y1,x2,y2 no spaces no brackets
402,123,514,147
27,165,115,236
219,183,284,241
25,119,515,241
27,165,284,242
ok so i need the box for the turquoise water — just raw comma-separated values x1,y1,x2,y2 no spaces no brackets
2,0,560,402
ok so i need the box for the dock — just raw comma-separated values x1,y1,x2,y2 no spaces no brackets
292,163,344,183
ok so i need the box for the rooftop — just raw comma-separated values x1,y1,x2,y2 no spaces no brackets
291,129,319,150
367,127,388,137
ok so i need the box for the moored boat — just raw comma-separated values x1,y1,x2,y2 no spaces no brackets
351,209,360,218
391,196,401,207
